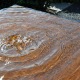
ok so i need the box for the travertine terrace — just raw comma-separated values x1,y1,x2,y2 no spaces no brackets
0,5,80,80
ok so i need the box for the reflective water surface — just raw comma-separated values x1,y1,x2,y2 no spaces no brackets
0,5,80,80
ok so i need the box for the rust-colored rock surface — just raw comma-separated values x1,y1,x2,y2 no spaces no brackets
0,5,80,80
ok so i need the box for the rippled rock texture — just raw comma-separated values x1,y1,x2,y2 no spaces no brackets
0,5,80,80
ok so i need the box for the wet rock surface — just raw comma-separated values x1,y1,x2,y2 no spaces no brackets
47,3,80,22
0,5,80,80
58,3,80,22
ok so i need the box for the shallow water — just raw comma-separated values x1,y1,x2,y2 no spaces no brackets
0,5,80,80
57,12,80,22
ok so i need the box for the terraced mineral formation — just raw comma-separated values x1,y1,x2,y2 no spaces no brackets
0,5,80,80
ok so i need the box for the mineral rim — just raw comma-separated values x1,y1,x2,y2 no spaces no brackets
0,5,80,80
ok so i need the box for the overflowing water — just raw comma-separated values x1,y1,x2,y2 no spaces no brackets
0,5,80,80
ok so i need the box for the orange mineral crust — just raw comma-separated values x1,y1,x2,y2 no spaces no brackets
0,5,80,80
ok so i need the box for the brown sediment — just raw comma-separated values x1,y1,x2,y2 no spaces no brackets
0,5,80,80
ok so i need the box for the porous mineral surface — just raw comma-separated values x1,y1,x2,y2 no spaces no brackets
0,5,80,80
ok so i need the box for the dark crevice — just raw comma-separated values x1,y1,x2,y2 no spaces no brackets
0,0,80,11
0,0,51,12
